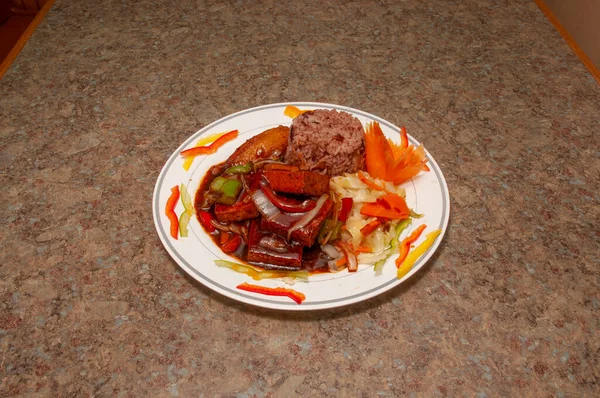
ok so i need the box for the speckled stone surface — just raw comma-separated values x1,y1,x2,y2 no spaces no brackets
1,0,599,396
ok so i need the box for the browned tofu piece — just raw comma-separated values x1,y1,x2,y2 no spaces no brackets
214,198,259,223
261,198,333,247
262,170,330,196
247,220,303,270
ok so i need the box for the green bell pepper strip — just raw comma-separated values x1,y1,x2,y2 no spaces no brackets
224,162,253,174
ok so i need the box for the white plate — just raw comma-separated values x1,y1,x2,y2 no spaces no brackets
153,102,450,310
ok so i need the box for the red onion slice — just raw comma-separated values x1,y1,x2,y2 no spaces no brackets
249,189,281,220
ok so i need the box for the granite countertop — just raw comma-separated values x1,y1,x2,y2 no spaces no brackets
1,0,599,396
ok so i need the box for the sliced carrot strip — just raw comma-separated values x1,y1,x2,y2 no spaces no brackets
355,245,373,253
360,219,382,236
357,171,386,191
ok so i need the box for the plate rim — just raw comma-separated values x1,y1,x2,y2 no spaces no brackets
152,101,450,311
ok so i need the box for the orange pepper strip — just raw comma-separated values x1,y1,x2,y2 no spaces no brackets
180,130,238,158
236,282,306,304
284,105,308,118
165,185,180,239
395,224,427,268
423,163,430,172
360,219,382,236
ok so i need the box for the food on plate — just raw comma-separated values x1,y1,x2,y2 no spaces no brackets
285,109,365,176
226,125,289,166
183,107,438,283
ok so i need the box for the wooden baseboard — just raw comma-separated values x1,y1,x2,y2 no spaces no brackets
0,0,55,79
533,0,600,86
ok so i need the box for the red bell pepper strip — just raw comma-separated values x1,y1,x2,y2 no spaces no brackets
180,130,238,158
260,182,316,212
221,234,242,253
165,185,180,239
198,210,216,232
395,224,427,268
338,197,353,222
360,219,382,236
236,282,306,304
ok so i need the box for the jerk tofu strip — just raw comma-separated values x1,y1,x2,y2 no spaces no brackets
214,194,260,223
261,198,333,247
247,220,303,270
262,170,330,196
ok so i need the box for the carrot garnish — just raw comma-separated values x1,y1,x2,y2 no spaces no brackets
395,224,427,268
364,122,391,180
165,185,180,240
360,219,382,236
399,126,409,149
364,122,429,185
236,282,306,304
180,129,238,159
360,193,410,220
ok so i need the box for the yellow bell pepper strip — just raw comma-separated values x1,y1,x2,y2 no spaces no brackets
182,131,229,171
214,260,309,281
180,129,238,159
178,184,194,238
283,105,309,119
360,193,410,220
395,224,427,268
165,185,180,240
397,229,442,279
236,282,306,304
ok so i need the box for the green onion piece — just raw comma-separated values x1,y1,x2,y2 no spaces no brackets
409,210,424,219
180,184,194,211
178,209,194,238
224,162,253,174
392,219,411,251
373,259,386,275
